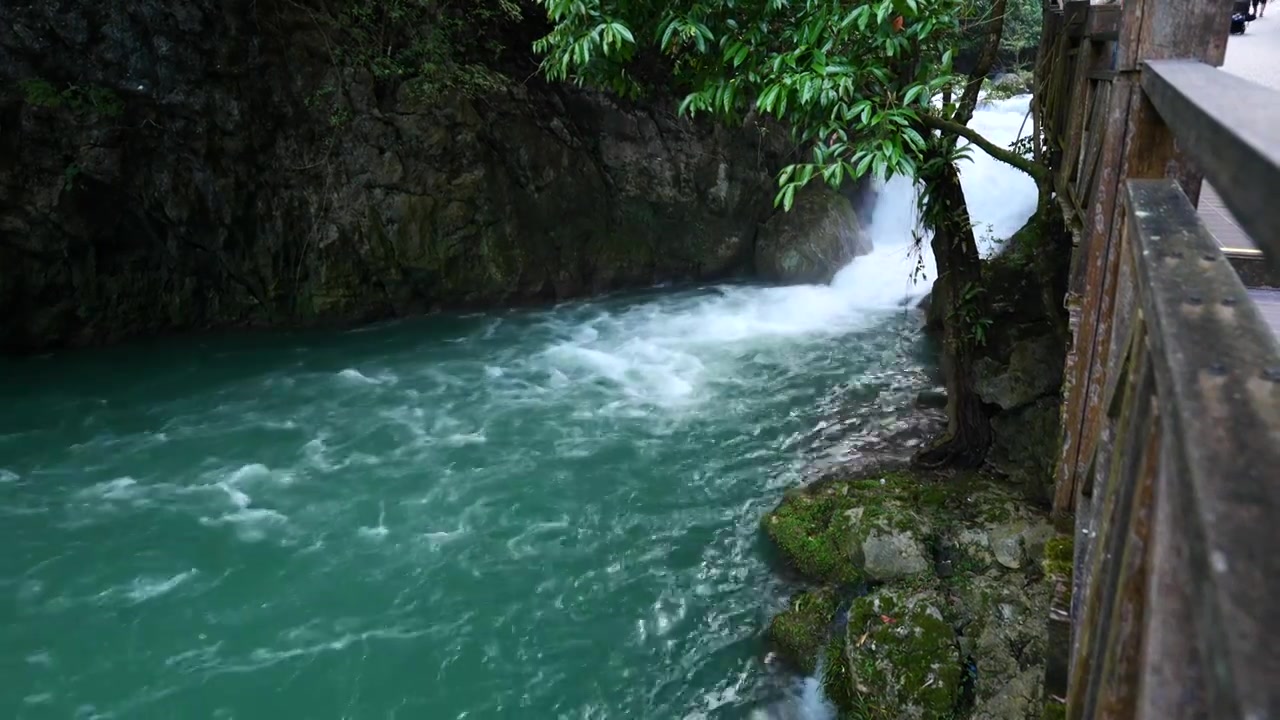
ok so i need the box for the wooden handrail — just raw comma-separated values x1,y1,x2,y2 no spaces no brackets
1041,1,1280,717
1122,180,1280,717
1063,178,1280,720
1141,60,1280,273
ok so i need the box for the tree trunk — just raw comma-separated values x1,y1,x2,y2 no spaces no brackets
915,159,992,469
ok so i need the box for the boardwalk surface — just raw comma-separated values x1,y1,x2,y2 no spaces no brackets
1199,16,1277,256
1197,17,1280,337
1250,289,1280,336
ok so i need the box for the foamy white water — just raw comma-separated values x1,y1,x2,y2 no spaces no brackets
833,94,1038,308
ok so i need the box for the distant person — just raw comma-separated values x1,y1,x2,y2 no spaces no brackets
1253,0,1266,18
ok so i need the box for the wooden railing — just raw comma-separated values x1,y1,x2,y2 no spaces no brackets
1037,0,1280,717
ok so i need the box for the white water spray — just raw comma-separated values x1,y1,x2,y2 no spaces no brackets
830,94,1040,309
530,97,1038,418
535,96,1038,416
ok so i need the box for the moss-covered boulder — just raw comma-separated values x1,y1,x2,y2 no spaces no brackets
762,468,1058,719
767,587,839,674
824,586,961,719
762,472,934,584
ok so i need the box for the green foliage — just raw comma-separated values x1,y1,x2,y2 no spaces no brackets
19,78,124,118
998,0,1042,54
822,633,857,712
949,281,993,348
532,0,1003,209
324,0,520,100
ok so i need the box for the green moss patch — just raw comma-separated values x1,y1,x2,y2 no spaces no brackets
825,586,961,719
762,469,936,583
1043,700,1067,720
763,485,863,583
767,586,839,674
1042,534,1074,580
763,466,1039,584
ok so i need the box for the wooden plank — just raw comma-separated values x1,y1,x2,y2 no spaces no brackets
1114,0,1228,72
1092,372,1159,720
1067,319,1154,720
1055,67,1136,514
1098,234,1139,422
1076,81,1111,207
1141,60,1280,274
1065,0,1090,38
1124,179,1280,719
1060,38,1093,190
1136,440,1210,719
1086,4,1122,41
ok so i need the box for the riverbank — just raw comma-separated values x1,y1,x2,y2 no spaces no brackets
752,206,1071,719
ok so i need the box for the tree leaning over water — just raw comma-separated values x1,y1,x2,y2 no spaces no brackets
533,0,1050,467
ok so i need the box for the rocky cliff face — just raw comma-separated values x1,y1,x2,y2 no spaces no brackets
0,0,863,352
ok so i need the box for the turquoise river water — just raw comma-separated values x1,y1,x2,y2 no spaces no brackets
1,98,1037,720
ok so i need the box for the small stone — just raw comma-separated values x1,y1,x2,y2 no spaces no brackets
862,530,931,581
990,526,1026,570
915,389,949,409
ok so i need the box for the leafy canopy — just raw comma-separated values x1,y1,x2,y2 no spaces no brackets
532,0,982,208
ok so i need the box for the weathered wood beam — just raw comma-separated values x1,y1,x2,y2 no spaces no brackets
1137,438,1210,719
1124,179,1280,719
1142,59,1280,275
1086,4,1122,41
1065,0,1090,37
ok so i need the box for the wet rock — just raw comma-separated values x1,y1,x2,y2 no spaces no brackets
954,571,1052,711
763,472,934,584
862,528,932,581
755,185,872,285
971,667,1043,720
988,397,1061,502
989,520,1056,570
824,585,961,719
0,0,798,352
915,389,949,409
767,587,838,675
974,334,1064,411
